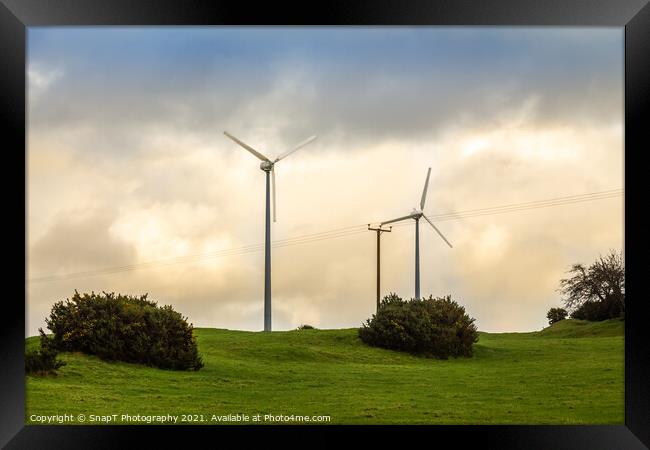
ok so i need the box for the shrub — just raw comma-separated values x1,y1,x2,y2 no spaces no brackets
546,307,568,325
570,298,622,322
46,291,203,371
358,293,479,359
296,324,316,330
25,328,66,376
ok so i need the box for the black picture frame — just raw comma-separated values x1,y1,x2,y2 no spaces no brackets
2,0,648,448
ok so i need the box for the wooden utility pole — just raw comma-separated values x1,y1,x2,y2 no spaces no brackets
368,224,392,312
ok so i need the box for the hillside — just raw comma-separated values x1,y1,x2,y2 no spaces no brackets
25,320,623,425
535,318,624,338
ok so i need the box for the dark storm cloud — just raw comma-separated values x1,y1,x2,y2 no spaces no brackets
28,27,622,155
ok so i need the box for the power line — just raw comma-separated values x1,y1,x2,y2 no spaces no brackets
27,190,622,282
430,190,622,221
390,190,623,228
27,188,623,284
27,227,370,283
432,189,622,218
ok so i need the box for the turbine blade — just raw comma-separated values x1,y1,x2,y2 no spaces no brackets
272,165,277,222
420,167,431,210
381,213,418,226
423,214,453,248
274,135,317,163
223,131,271,162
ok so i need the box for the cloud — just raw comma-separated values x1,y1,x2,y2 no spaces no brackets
29,209,137,276
28,64,63,102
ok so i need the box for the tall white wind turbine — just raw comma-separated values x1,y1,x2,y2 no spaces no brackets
380,167,452,299
224,131,317,331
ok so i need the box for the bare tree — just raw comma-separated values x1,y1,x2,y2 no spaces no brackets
558,249,625,315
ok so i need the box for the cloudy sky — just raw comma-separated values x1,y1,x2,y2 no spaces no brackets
26,27,623,336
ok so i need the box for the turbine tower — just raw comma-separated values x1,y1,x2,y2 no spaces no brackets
380,167,452,299
224,131,317,331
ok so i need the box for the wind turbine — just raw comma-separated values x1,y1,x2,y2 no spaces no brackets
380,167,452,299
224,131,317,331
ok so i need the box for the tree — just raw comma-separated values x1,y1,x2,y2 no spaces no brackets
558,250,624,320
546,307,568,325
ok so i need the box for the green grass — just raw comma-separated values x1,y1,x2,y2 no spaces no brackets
535,317,625,338
25,319,623,425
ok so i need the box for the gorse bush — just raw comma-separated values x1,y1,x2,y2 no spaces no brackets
25,328,66,375
296,324,316,330
359,293,479,359
546,307,568,325
46,291,203,371
570,299,623,322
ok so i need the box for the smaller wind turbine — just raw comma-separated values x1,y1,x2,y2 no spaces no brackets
224,131,317,331
380,167,452,299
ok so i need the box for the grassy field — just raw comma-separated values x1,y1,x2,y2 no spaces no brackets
25,318,624,425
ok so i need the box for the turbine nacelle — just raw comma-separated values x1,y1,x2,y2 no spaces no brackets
379,167,452,248
411,208,423,219
224,131,317,223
